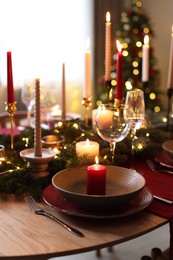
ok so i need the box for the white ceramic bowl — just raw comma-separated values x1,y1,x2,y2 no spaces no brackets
162,140,173,159
52,165,145,210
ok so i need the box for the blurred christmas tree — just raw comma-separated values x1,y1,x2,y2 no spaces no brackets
97,0,162,114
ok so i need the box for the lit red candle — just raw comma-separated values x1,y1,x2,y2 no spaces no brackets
142,35,150,82
105,11,111,81
7,51,14,103
116,40,123,99
87,156,106,195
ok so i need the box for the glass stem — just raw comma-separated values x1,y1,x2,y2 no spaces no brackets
27,108,31,126
110,141,116,163
131,128,136,169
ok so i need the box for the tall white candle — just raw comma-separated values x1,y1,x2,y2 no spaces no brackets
84,38,91,98
105,11,111,81
34,78,42,157
167,26,173,89
142,35,150,82
62,63,66,120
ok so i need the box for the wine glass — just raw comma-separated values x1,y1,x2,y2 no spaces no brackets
95,103,130,162
40,86,59,129
21,81,35,126
125,89,145,167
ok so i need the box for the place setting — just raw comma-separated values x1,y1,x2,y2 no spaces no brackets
43,163,152,219
154,140,173,169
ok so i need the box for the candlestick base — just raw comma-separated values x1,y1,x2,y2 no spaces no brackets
20,148,56,178
5,102,17,149
167,88,173,130
82,96,92,127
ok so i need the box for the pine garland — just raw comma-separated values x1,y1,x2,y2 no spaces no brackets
0,119,171,199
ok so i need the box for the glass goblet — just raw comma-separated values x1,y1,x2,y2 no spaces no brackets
95,103,130,162
125,89,145,167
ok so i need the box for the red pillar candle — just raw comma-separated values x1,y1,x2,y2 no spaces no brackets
87,156,106,195
116,40,123,100
7,52,14,103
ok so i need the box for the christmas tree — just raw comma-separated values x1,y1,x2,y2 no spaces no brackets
97,0,162,114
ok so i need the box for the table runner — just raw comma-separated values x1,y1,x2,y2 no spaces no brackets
134,158,173,260
0,127,21,135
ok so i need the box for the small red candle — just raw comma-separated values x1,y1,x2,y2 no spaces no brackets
116,40,123,100
7,52,14,103
87,156,106,195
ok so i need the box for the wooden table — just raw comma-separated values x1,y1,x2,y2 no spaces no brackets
0,197,168,260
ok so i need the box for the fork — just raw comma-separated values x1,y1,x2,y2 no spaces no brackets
25,195,84,237
146,159,173,174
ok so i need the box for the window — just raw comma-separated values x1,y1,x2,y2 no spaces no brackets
0,0,93,113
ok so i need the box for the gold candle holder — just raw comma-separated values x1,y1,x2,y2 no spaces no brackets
114,98,124,108
82,96,92,127
5,102,17,149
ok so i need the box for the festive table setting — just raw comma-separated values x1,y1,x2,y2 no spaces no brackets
0,8,173,260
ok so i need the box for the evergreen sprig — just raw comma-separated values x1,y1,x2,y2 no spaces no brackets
0,120,171,199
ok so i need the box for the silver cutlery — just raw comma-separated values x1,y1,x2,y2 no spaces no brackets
146,159,173,174
25,195,84,237
153,195,173,205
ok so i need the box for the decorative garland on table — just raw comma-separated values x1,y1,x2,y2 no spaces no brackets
0,119,172,199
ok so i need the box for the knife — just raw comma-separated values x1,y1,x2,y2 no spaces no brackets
153,195,173,205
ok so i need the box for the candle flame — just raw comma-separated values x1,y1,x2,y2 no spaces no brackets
95,155,99,164
144,35,149,45
106,12,110,23
116,40,122,52
85,37,90,50
86,139,90,146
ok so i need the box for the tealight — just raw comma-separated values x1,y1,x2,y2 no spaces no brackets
42,135,63,154
0,145,6,164
75,139,99,158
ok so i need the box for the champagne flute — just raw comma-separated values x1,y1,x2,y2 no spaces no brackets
21,81,35,126
125,89,145,167
95,103,130,162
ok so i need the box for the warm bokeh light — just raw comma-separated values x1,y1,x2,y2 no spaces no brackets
136,41,142,47
122,50,128,57
149,92,156,100
143,27,149,34
125,81,133,90
154,106,160,113
132,61,139,67
133,69,139,75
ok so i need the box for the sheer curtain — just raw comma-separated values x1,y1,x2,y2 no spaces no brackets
0,0,93,115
